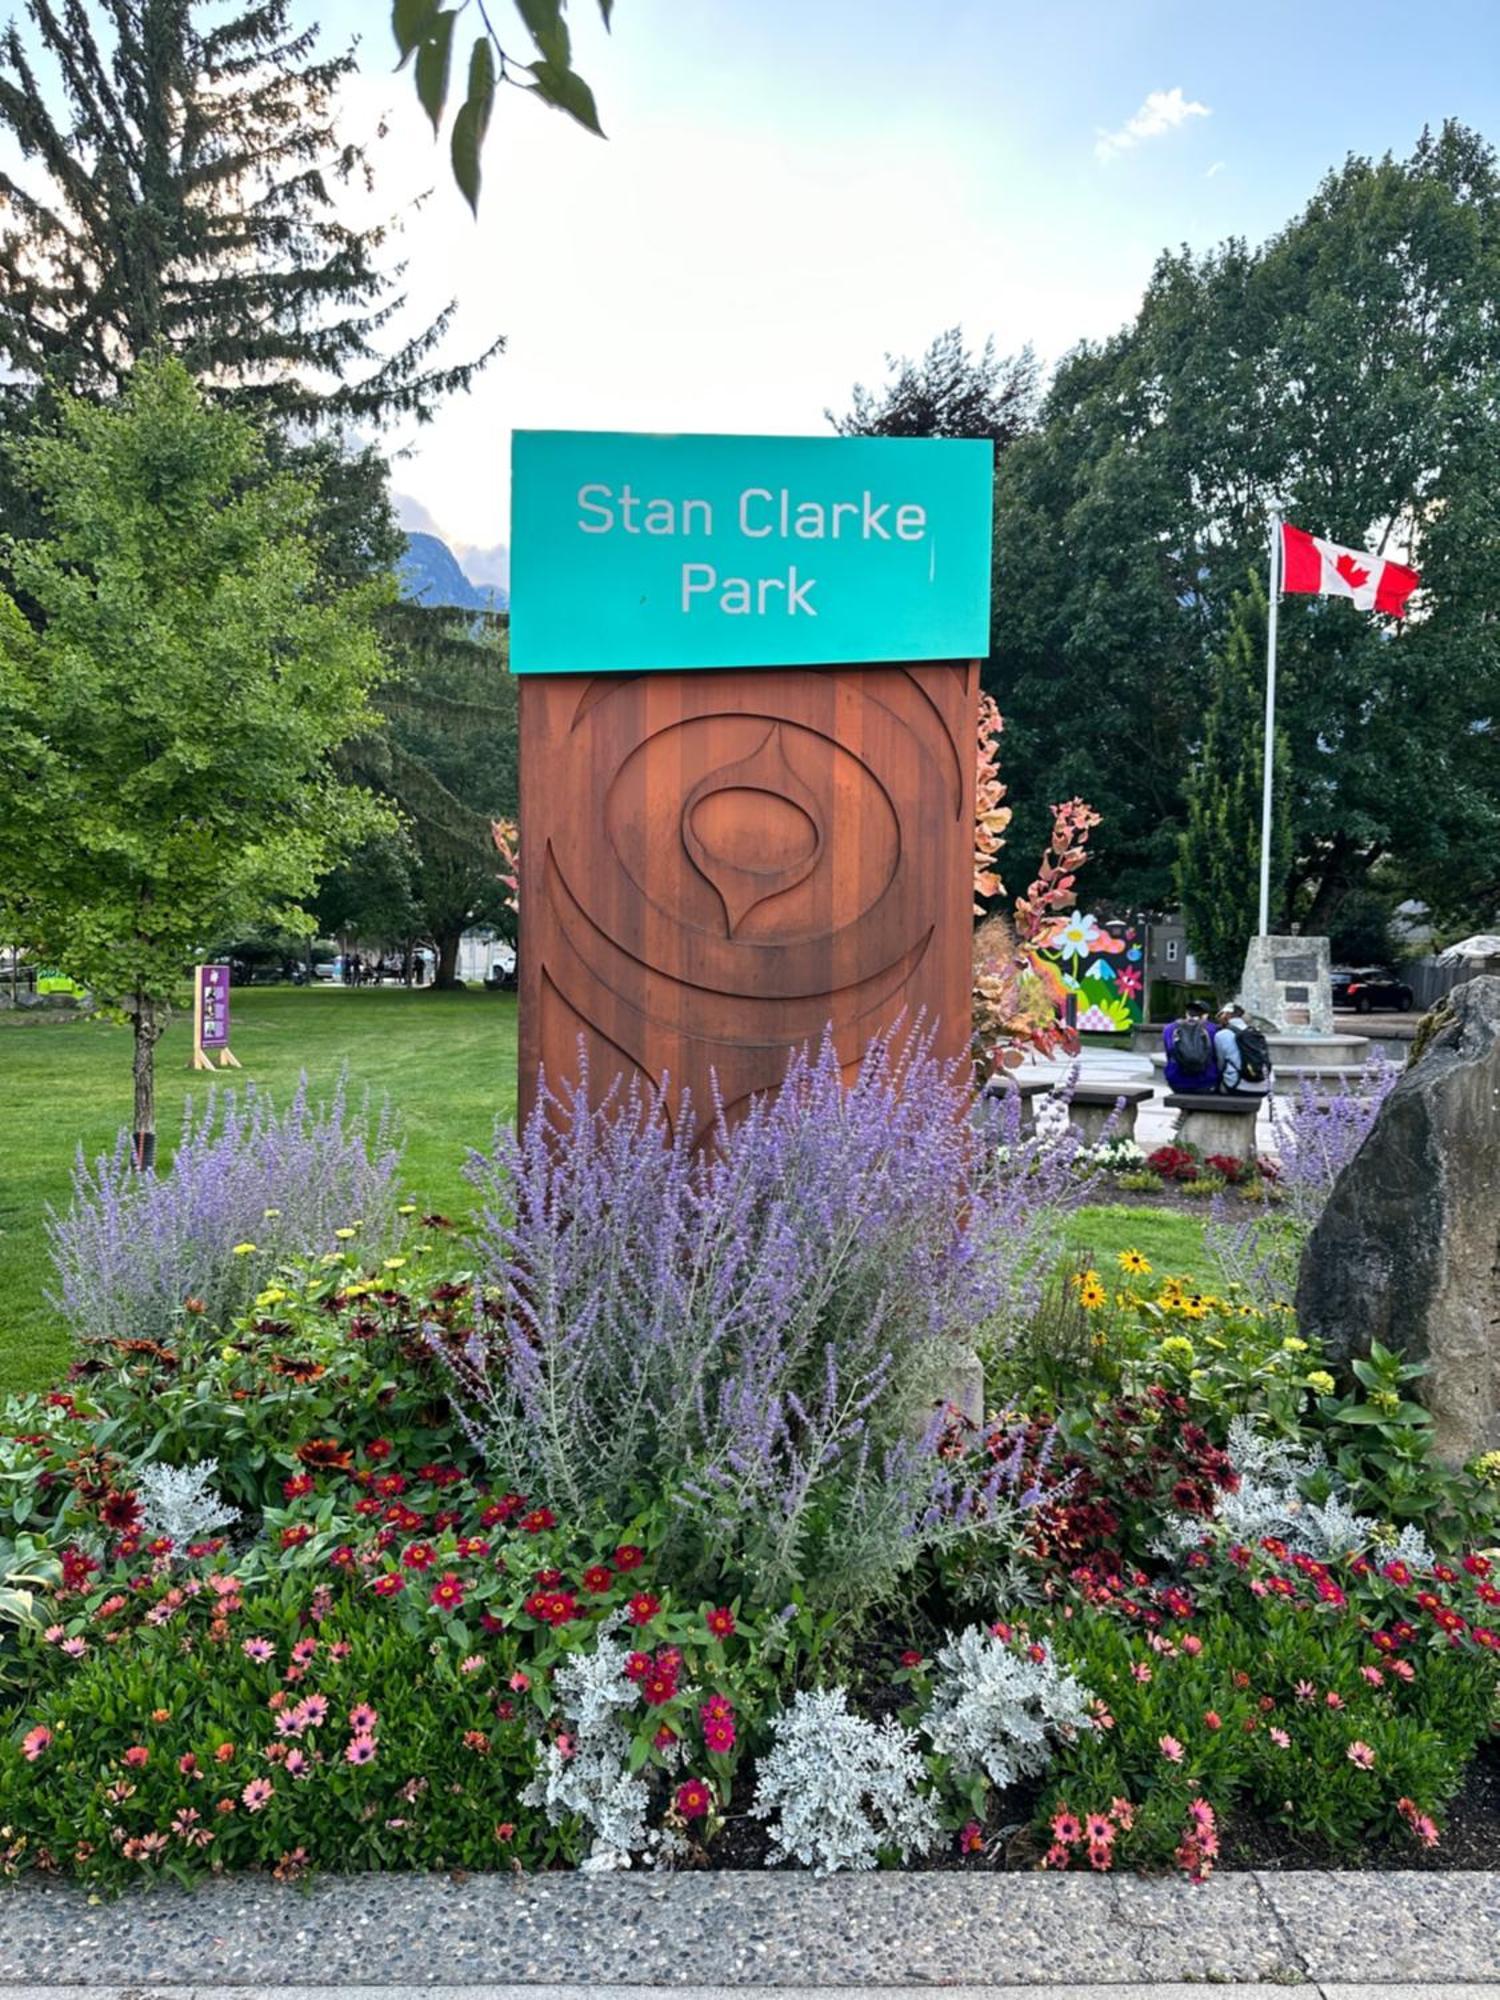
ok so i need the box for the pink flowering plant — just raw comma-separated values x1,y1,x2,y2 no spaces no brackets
1033,1548,1497,1866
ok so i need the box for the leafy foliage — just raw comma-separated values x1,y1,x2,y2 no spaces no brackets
392,0,613,213
991,123,1500,922
0,361,388,1138
1176,580,1292,989
830,325,1039,447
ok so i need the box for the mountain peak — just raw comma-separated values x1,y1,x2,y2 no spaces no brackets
398,531,509,613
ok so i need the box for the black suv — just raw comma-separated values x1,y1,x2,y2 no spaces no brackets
1331,965,1414,1012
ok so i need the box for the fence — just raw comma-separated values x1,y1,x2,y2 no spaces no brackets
1404,956,1498,1010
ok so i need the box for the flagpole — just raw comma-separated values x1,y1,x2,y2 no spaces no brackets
1257,512,1281,937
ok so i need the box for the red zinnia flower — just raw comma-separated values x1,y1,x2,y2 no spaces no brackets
582,1565,614,1594
612,1544,645,1571
430,1572,466,1611
401,1543,435,1570
521,1507,557,1534
627,1592,662,1626
675,1778,712,1820
959,1821,984,1854
705,1605,736,1638
370,1573,405,1596
101,1490,143,1533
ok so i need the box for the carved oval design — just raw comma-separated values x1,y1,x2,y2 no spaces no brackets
601,713,898,950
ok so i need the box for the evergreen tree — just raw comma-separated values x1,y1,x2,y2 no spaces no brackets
829,326,1038,446
1176,582,1291,992
330,606,518,988
0,0,496,424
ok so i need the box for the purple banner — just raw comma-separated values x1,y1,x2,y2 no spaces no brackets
198,964,230,1050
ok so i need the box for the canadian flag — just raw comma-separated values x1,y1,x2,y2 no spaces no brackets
1280,523,1420,617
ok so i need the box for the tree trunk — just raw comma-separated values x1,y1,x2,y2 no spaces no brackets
433,929,463,989
131,991,163,1171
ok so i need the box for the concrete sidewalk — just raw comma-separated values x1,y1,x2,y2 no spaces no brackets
0,1872,1493,1988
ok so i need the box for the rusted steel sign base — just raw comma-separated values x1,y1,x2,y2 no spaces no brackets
518,661,978,1140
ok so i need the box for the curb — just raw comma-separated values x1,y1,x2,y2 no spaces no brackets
0,1873,1495,1987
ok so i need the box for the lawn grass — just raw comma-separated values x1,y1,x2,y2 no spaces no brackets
1060,1201,1217,1281
0,988,517,1397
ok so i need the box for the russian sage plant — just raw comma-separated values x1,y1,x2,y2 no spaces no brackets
921,1624,1095,1788
447,1029,1042,1610
48,1075,403,1343
752,1686,939,1872
1207,1058,1398,1302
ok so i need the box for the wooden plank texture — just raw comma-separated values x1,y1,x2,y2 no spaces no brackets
518,662,978,1140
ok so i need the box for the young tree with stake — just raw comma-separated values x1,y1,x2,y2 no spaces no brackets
0,359,388,1165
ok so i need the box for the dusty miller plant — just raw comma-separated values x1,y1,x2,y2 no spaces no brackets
135,1461,240,1551
521,1625,679,1872
921,1624,1095,1789
752,1686,939,1873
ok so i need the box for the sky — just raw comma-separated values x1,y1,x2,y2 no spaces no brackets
314,2,1500,576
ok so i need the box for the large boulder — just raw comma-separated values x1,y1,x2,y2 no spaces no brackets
1295,975,1500,1464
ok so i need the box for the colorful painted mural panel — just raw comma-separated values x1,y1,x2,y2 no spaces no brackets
1034,912,1147,1036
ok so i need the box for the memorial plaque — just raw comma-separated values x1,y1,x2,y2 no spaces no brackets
513,432,990,1134
1273,952,1319,982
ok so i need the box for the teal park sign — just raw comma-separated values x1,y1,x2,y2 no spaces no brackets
509,430,994,674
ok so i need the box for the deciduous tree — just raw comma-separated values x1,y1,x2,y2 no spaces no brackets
0,360,388,1160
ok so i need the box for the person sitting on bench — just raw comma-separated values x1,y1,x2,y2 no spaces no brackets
1213,1003,1274,1097
1163,999,1219,1094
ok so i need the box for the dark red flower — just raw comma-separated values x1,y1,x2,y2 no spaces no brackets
582,1565,615,1594
521,1507,557,1534
628,1592,662,1626
612,1544,645,1571
296,1438,352,1471
429,1573,466,1612
705,1605,736,1638
100,1490,142,1533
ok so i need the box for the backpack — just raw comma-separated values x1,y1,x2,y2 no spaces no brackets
1172,1017,1215,1079
1233,1023,1271,1084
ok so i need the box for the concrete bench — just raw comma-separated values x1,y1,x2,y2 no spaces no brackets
980,1075,1055,1127
1068,1081,1155,1146
1162,1090,1265,1166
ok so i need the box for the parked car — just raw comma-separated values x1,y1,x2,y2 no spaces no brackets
1331,964,1414,1012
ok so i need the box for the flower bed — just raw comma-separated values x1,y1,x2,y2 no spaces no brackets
0,1051,1494,1888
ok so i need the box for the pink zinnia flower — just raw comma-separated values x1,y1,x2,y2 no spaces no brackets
1346,1740,1375,1769
21,1726,51,1761
1158,1735,1185,1763
346,1734,377,1765
241,1778,274,1811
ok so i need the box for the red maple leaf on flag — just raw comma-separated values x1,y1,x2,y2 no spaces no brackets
1335,551,1370,590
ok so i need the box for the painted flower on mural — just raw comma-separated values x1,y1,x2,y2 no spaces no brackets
1056,912,1103,962
1116,965,1143,1000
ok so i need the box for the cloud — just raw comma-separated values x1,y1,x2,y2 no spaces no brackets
1095,87,1210,164
1205,160,1225,179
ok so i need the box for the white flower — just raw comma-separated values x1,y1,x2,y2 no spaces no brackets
1055,911,1102,962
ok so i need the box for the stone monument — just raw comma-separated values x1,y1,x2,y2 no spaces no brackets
1295,975,1500,1464
1238,933,1334,1032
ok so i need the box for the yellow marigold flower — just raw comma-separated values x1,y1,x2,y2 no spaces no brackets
1118,1248,1151,1276
334,1227,358,1241
1159,1335,1195,1366
1307,1370,1336,1396
383,1257,407,1272
1281,1336,1308,1354
254,1287,287,1309
231,1242,256,1256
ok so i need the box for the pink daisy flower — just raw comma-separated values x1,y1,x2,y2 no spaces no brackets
346,1734,377,1766
241,1777,274,1811
1158,1735,1185,1763
348,1703,379,1734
